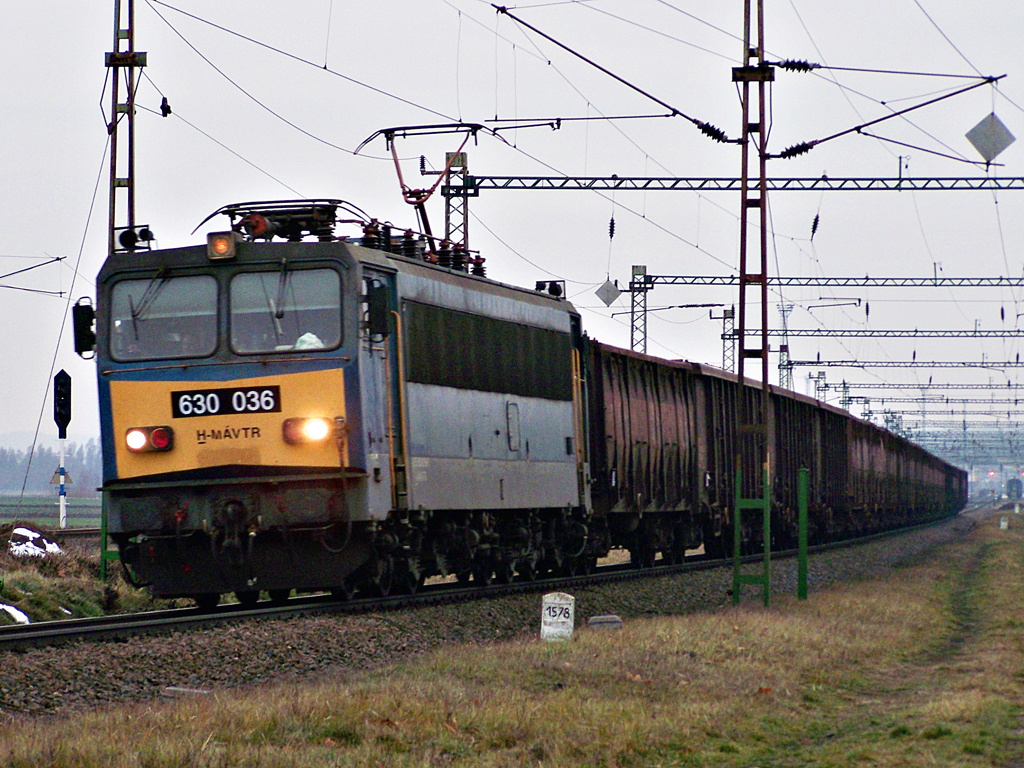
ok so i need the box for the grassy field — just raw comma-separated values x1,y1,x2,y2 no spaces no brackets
0,497,101,529
2,511,1023,767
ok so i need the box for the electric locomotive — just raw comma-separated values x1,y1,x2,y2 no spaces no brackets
74,200,594,606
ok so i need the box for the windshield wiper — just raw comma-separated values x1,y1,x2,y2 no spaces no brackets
274,259,289,319
129,268,169,323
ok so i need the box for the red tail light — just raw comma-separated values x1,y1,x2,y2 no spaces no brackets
126,426,175,453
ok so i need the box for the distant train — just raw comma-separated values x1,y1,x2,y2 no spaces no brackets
73,199,967,606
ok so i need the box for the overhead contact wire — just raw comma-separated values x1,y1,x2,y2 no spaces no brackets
492,5,734,145
19,138,108,507
137,75,306,196
147,1,456,124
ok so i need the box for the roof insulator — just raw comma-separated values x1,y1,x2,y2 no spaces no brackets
779,59,820,72
777,141,815,159
695,121,729,143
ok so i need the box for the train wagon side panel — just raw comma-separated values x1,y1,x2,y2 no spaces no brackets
397,269,580,512
586,343,703,515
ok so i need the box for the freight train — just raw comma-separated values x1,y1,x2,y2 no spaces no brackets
72,199,967,607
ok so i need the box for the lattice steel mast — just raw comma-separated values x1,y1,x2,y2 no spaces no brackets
106,0,148,256
731,0,774,606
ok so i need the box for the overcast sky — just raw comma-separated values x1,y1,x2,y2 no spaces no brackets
2,0,1022,451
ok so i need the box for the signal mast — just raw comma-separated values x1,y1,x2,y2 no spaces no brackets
106,0,153,256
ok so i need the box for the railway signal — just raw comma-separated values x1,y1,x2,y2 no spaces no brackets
52,369,71,529
53,370,71,439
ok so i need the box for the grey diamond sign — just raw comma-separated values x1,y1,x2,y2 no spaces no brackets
596,279,622,307
966,113,1015,164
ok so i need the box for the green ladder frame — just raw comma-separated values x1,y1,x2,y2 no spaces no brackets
732,466,811,606
733,465,771,606
99,493,120,580
797,467,808,600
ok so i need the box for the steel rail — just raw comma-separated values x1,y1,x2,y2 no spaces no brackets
0,515,966,650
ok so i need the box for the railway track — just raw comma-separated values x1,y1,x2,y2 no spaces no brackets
0,513,977,651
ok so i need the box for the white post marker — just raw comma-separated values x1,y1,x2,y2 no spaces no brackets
541,592,575,641
58,439,67,529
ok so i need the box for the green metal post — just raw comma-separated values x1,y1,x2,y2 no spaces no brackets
761,465,771,608
798,467,809,599
732,465,772,607
99,492,119,580
732,468,743,604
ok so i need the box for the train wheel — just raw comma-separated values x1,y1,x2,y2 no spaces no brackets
396,558,424,595
629,545,655,569
268,589,291,605
629,525,657,568
517,559,537,582
362,556,394,597
235,591,259,609
494,559,515,584
701,525,727,560
330,579,356,601
194,593,220,610
473,561,494,587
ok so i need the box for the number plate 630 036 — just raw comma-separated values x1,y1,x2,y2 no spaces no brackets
170,385,281,418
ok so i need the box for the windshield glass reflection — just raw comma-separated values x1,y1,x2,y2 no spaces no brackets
230,268,341,353
110,275,218,361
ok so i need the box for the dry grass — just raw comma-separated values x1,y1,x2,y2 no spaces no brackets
0,524,176,622
3,514,1023,767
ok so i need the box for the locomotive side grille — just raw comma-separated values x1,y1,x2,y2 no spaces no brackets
403,300,572,401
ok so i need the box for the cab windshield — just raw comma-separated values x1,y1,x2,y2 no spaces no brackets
230,267,341,354
109,274,218,361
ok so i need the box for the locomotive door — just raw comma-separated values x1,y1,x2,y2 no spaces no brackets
361,270,403,515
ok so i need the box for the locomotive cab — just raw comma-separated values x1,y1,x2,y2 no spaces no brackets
86,204,394,604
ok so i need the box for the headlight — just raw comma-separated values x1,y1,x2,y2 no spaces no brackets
126,426,174,453
282,417,333,444
207,231,239,260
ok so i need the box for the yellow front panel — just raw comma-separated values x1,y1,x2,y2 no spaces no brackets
110,369,346,479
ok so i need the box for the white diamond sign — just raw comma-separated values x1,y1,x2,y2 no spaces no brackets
596,279,621,307
966,113,1015,164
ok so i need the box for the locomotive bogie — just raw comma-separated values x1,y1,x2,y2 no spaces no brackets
119,526,375,598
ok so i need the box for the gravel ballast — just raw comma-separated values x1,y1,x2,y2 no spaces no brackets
0,512,980,718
